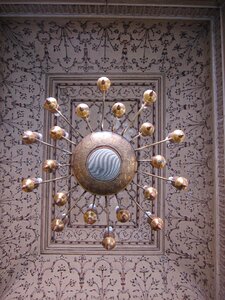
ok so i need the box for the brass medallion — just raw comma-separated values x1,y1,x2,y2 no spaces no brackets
72,131,137,195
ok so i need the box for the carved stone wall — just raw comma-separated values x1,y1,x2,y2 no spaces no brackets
0,11,222,300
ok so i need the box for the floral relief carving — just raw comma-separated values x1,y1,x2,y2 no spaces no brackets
0,16,216,299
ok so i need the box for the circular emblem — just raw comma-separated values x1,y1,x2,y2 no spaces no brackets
72,131,137,195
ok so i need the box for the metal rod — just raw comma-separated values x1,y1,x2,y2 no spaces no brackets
131,133,141,142
135,138,170,151
101,91,106,131
139,171,169,181
59,163,71,167
55,108,84,138
86,118,93,133
62,136,77,146
66,184,79,195
114,194,120,206
125,188,150,218
132,181,145,190
111,118,117,133
105,196,109,230
138,159,152,162
41,174,72,184
122,104,145,136
37,139,72,155
92,195,96,207
67,191,86,215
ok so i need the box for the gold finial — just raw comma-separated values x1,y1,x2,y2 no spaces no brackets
143,186,158,201
150,155,166,169
50,126,67,140
139,122,155,137
171,176,188,190
112,102,126,118
143,89,157,106
54,192,68,206
148,216,164,231
44,97,59,113
76,103,90,119
97,76,111,92
51,218,65,232
22,178,41,192
168,129,185,143
116,208,130,223
43,160,59,173
83,209,98,224
22,131,40,144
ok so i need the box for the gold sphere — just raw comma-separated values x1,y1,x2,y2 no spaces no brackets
102,236,116,250
139,122,155,137
22,178,39,192
144,186,158,201
22,131,39,144
171,176,189,190
97,76,111,92
148,217,164,231
44,97,59,113
150,155,166,169
51,218,65,232
76,103,90,119
54,192,68,206
168,129,185,143
50,126,66,140
112,102,126,118
143,89,157,106
83,209,98,224
43,160,59,173
116,208,130,223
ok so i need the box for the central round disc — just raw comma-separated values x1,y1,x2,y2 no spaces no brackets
72,131,137,195
87,148,121,181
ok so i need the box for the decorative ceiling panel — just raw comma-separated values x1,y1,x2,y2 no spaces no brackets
0,12,222,299
41,74,165,254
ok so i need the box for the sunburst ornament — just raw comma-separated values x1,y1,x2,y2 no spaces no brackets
21,76,188,250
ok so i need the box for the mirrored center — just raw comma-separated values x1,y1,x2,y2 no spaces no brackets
87,148,121,181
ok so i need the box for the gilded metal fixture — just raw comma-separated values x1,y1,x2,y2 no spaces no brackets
72,131,137,195
21,76,189,250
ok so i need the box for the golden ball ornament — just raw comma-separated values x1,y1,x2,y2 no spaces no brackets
44,97,59,113
54,192,68,206
143,89,157,106
150,155,166,169
76,103,90,119
102,236,116,250
83,209,98,225
139,122,155,137
168,129,185,143
97,76,111,92
43,160,59,173
51,218,65,232
22,131,40,144
112,102,126,118
171,176,188,190
148,217,164,231
143,186,158,201
50,126,66,140
22,178,40,192
116,208,130,223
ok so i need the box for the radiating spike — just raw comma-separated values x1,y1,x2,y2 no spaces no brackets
135,137,169,151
